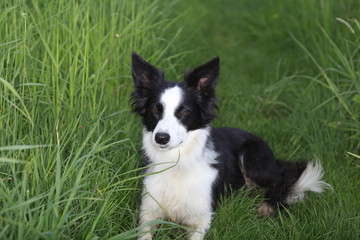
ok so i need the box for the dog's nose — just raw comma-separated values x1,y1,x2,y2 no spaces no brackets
155,132,170,145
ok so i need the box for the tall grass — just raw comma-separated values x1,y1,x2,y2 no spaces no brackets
0,0,186,239
1,0,359,239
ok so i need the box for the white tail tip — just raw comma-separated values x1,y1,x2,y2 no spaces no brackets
286,160,332,205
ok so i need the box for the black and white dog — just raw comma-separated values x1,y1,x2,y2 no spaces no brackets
130,52,330,240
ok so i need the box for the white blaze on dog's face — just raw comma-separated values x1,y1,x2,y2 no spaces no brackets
152,86,187,149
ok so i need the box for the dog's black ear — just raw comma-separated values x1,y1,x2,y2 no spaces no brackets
184,57,220,124
184,56,220,95
131,51,164,88
131,52,164,116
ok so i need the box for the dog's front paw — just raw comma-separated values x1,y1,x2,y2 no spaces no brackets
138,232,152,240
188,232,205,240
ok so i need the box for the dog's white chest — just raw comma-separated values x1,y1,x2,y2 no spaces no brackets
143,162,218,222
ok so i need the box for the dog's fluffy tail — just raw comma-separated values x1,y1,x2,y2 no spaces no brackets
285,160,332,205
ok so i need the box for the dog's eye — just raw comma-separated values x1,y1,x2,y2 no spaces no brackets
175,109,189,118
151,104,163,117
151,108,158,114
179,110,188,116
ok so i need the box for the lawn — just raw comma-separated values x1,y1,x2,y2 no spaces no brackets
0,0,359,239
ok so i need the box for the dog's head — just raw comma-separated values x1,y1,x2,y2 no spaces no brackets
131,52,219,150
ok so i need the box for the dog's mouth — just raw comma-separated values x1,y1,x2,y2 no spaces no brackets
154,141,183,150
154,145,172,151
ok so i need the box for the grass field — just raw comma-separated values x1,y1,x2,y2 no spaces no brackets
1,0,359,239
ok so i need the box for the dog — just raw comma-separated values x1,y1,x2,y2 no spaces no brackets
130,52,331,240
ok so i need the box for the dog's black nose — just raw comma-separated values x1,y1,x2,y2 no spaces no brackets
155,132,170,145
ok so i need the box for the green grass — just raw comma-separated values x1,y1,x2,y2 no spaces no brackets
1,0,359,239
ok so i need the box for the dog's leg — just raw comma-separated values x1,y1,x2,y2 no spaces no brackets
256,188,283,216
186,214,212,240
138,214,157,240
138,195,165,240
257,160,309,216
239,140,289,216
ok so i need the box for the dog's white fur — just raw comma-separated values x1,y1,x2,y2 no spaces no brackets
139,88,218,240
286,161,332,204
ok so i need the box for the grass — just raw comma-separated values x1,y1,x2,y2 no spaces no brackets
0,0,359,239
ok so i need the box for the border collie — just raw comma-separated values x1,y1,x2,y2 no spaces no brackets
130,52,331,240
